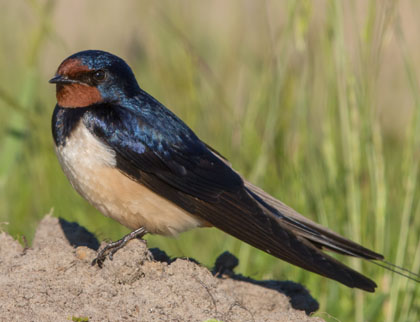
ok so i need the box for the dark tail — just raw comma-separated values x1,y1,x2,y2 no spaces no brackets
242,180,420,291
204,147,419,291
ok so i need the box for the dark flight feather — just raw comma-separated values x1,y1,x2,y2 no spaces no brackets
79,93,382,292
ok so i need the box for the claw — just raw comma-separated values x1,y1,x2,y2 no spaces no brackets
91,227,147,267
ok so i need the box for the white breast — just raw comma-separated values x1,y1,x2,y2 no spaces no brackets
55,122,205,235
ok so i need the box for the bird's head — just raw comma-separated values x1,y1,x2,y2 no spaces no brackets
49,50,140,108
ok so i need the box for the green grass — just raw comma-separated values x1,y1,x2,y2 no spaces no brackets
1,1,419,321
71,317,89,322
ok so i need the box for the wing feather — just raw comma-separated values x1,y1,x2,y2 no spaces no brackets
83,100,379,291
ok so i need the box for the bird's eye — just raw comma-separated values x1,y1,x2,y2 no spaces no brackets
93,70,107,82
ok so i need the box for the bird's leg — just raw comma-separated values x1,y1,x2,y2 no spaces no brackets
91,227,148,268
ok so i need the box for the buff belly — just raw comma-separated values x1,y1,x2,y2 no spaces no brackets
55,122,205,235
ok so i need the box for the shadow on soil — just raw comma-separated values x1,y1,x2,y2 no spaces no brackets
58,217,319,315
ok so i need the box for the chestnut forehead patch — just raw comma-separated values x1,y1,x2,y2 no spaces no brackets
57,58,91,77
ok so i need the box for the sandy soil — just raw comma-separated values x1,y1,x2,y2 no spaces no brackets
0,215,324,322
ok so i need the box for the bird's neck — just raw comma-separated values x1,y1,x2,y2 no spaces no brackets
56,84,103,108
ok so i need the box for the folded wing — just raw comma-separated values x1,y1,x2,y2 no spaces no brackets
85,99,381,292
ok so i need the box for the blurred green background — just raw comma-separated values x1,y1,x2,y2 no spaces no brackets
1,0,419,321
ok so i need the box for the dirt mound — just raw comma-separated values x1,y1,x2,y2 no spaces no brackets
0,215,323,322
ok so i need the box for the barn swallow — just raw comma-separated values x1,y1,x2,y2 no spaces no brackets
50,50,393,292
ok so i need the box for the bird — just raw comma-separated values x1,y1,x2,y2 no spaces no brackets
48,50,412,292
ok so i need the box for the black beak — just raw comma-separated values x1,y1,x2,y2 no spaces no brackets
49,75,78,84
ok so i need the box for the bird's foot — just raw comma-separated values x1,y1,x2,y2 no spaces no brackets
91,227,147,268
